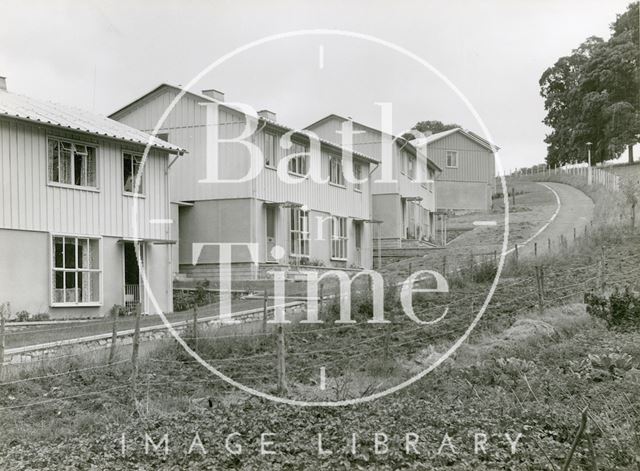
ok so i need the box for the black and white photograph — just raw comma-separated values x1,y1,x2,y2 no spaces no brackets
0,1,639,469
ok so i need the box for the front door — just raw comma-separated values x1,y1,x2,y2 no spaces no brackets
266,206,277,262
354,221,363,267
123,241,144,313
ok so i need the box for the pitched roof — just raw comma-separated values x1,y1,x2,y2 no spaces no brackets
111,83,378,164
412,128,499,152
0,89,185,153
305,113,442,171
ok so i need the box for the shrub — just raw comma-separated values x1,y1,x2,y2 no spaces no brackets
110,305,127,317
585,287,640,328
31,312,50,321
15,310,30,322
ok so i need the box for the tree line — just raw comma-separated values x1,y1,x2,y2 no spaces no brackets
539,2,639,167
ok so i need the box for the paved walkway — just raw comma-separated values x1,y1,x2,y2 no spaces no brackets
509,182,594,259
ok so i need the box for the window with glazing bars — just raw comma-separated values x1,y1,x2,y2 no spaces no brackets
51,236,101,305
331,216,348,260
290,208,309,256
48,138,97,188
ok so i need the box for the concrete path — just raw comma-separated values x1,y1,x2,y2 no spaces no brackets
510,182,594,259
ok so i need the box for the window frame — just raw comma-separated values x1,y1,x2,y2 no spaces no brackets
353,163,363,192
122,151,145,196
50,233,103,307
47,136,98,190
263,131,279,169
446,150,459,168
287,140,309,177
331,216,348,261
289,208,310,257
329,154,345,187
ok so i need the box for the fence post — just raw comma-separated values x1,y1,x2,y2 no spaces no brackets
261,289,268,332
192,304,199,352
276,325,288,394
0,303,5,380
131,302,142,378
534,242,538,258
514,244,519,263
108,307,118,366
600,246,606,294
511,187,516,207
493,250,497,264
548,237,551,252
573,227,576,242
535,266,545,316
442,256,447,277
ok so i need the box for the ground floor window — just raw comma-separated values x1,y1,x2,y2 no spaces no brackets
331,216,348,260
51,235,101,305
290,208,309,257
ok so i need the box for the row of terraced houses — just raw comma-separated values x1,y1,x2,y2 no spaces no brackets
0,78,498,318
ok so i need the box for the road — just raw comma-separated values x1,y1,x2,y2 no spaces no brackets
508,182,594,259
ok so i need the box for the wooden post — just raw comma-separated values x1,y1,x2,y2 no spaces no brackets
408,261,412,275
276,325,288,394
442,256,447,277
561,407,589,471
534,242,538,258
493,250,497,264
192,304,199,351
573,227,577,242
0,303,5,380
548,237,551,252
511,187,516,207
262,289,269,332
131,303,142,377
535,266,544,316
600,246,606,294
108,307,118,366
514,244,519,263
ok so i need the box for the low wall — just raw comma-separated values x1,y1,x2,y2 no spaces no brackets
4,302,306,365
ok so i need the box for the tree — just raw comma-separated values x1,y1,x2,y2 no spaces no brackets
539,2,639,166
413,120,461,135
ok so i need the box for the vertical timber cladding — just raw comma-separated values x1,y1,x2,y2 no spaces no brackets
427,130,496,212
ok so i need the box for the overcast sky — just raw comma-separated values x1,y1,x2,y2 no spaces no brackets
0,0,632,170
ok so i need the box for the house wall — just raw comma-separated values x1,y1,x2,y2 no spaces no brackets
0,117,175,317
0,117,172,240
427,131,495,211
307,116,436,243
0,229,170,318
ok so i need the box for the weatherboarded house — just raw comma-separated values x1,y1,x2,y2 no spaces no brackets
110,85,377,280
306,114,441,249
414,128,498,212
0,79,184,318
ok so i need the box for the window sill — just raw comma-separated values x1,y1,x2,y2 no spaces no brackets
328,182,346,189
50,302,102,308
330,257,348,262
288,172,308,179
446,165,458,169
123,192,146,198
354,188,362,193
48,182,100,193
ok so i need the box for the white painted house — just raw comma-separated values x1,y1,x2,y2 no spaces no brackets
0,79,185,318
306,114,441,249
412,128,498,212
110,84,378,279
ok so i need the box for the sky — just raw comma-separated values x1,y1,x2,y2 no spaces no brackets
0,0,634,172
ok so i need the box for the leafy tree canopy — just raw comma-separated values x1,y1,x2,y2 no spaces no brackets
539,2,639,166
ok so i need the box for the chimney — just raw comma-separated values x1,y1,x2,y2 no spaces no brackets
258,110,277,122
0,77,6,91
201,88,224,102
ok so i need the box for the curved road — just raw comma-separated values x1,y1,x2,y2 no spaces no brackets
511,182,594,259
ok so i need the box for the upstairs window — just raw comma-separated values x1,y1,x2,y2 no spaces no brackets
123,152,144,194
51,235,101,305
48,138,97,188
290,208,309,257
287,141,308,176
446,150,458,168
329,154,344,186
331,216,348,260
263,132,278,168
354,163,363,191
